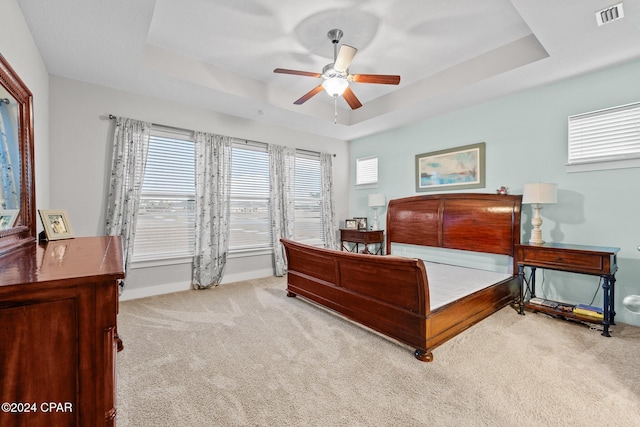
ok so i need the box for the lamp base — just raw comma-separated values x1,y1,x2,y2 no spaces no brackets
529,204,545,245
372,207,379,230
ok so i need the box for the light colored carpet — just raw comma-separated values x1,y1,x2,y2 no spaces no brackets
116,276,640,426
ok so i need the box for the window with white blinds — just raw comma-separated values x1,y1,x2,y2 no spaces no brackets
568,101,640,171
356,156,378,186
294,153,324,246
131,129,328,261
228,144,272,252
132,127,196,262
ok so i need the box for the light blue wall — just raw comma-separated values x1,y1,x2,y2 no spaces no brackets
349,59,640,326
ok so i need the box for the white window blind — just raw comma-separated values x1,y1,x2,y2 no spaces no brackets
229,144,272,252
356,156,378,186
294,153,324,246
132,128,196,262
568,101,640,166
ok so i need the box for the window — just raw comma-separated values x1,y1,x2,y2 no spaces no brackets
356,156,378,187
132,127,196,262
228,144,272,252
568,101,640,172
131,128,329,262
294,153,324,246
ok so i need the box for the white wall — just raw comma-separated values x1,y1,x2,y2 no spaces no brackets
1,0,50,219
48,76,349,298
349,59,640,327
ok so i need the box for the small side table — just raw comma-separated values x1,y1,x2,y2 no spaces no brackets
340,229,384,255
516,242,619,337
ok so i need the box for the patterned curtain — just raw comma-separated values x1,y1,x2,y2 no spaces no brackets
268,144,295,276
105,116,151,273
192,132,232,289
0,101,19,209
320,153,338,250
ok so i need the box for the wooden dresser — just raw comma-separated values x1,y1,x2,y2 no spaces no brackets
0,236,125,427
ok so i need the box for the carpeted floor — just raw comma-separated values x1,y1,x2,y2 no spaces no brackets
116,276,640,426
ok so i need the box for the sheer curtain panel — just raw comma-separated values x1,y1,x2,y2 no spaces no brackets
192,132,232,289
268,144,296,276
320,152,338,250
105,116,151,273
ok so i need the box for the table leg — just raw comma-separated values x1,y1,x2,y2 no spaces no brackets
530,267,537,298
518,265,525,315
610,275,616,325
601,277,611,337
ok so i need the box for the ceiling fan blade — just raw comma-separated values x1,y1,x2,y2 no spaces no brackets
294,85,324,105
350,74,401,85
342,86,363,110
274,68,322,78
333,45,357,72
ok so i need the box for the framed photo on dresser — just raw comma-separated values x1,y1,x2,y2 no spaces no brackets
39,209,75,241
353,217,367,231
345,219,357,229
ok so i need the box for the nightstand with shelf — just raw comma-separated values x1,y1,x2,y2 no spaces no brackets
516,242,619,337
340,229,384,255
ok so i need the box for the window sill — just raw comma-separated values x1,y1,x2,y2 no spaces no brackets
131,256,193,269
566,157,640,173
228,248,274,259
355,183,378,190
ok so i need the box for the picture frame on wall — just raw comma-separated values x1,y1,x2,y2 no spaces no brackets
353,217,367,231
415,142,485,192
39,209,75,241
345,219,358,229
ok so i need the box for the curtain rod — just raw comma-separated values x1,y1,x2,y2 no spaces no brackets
297,147,337,158
108,114,193,135
108,114,336,157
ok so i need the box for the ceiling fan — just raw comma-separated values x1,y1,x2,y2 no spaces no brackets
274,29,401,110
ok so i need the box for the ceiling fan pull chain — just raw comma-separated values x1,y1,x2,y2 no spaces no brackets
334,95,338,124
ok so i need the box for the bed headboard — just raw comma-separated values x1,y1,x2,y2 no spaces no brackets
386,193,522,258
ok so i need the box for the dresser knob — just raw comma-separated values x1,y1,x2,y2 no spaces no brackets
556,256,563,261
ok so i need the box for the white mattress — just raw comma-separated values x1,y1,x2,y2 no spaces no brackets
424,261,512,311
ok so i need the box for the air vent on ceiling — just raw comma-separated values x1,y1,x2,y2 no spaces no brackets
596,2,624,26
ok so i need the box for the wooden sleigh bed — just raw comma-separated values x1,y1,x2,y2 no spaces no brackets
281,193,522,362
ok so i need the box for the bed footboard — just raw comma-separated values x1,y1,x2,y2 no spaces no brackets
281,239,432,355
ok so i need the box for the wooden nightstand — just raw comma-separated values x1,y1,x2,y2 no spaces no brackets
340,229,384,255
516,242,619,336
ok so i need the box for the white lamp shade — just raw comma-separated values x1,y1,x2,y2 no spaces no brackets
368,193,386,207
522,183,557,204
322,78,349,96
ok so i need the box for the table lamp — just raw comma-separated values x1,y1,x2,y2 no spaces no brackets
368,193,386,230
522,183,557,245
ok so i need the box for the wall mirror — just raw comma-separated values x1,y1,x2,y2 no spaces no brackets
0,54,35,255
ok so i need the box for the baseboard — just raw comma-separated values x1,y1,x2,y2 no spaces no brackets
221,268,275,284
120,281,192,301
119,268,276,301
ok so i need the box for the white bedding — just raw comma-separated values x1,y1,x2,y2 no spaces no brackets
424,261,512,310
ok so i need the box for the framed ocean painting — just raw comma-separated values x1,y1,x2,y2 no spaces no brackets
415,142,485,192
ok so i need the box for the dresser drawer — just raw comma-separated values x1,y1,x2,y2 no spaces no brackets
522,248,604,270
340,229,383,244
517,244,617,275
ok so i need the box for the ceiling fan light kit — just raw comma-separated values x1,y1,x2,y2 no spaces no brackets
322,77,348,96
274,28,400,120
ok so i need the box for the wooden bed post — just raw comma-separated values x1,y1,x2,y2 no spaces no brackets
414,349,434,362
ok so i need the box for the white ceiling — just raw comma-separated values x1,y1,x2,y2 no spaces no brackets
17,0,640,141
